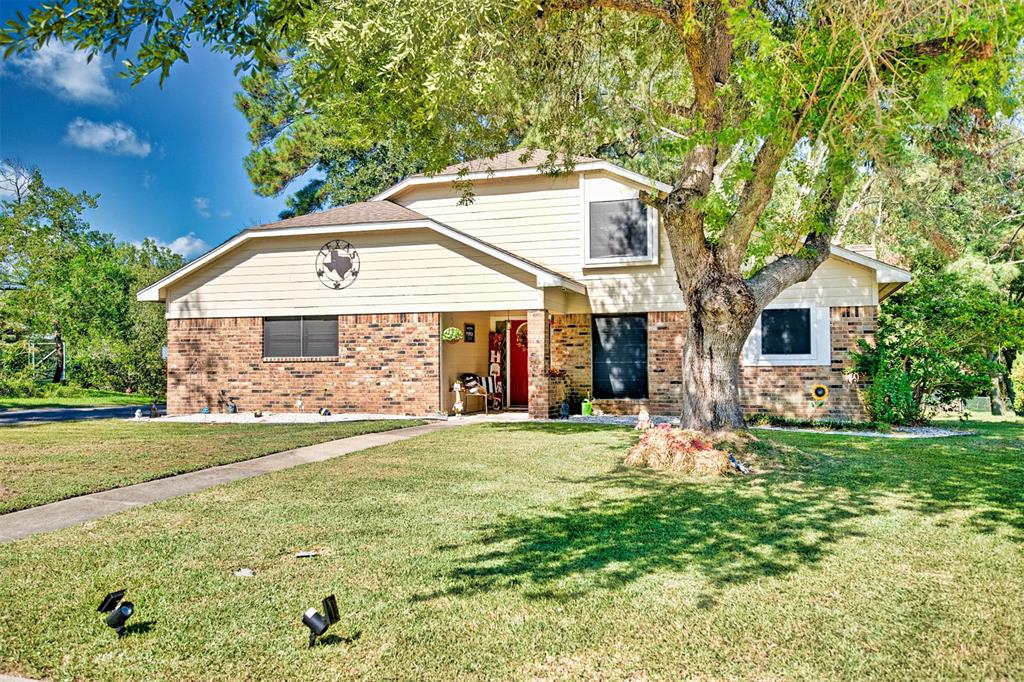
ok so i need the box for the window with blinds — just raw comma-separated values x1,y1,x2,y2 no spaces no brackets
760,308,811,355
588,199,652,261
592,314,648,399
263,316,339,358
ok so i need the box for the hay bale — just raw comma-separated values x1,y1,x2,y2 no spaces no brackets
625,424,732,475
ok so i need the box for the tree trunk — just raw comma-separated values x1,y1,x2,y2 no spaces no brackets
52,321,64,384
678,268,758,431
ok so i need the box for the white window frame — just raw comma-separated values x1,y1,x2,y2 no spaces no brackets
742,302,831,367
581,173,659,268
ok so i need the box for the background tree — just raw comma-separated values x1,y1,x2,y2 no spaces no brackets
839,112,1024,413
0,167,185,397
6,0,1022,430
236,65,424,217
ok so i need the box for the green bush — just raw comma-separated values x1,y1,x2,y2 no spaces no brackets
856,353,923,425
1012,355,1024,415
746,412,891,433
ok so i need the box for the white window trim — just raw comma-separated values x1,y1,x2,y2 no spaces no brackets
581,173,659,268
742,302,831,367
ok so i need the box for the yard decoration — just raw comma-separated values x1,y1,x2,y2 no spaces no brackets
442,327,464,343
302,594,340,648
97,590,133,637
635,407,652,431
452,381,464,416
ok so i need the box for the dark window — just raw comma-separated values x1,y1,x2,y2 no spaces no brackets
592,315,648,399
589,199,650,259
760,309,811,355
264,316,338,358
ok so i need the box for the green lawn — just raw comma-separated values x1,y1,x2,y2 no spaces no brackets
0,389,156,410
0,420,422,513
0,419,1021,680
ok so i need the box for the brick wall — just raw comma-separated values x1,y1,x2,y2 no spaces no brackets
166,313,441,416
548,311,687,416
739,306,876,420
546,308,874,421
526,309,557,419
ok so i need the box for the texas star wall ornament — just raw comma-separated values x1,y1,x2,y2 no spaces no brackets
315,240,360,290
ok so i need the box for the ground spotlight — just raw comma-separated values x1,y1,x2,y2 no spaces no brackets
302,594,339,648
98,590,134,637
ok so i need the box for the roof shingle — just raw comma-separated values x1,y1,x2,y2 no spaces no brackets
432,148,599,176
251,201,426,231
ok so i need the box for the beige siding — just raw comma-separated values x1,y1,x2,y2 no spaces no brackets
440,312,492,412
165,230,543,319
398,172,878,312
398,174,584,275
774,257,877,306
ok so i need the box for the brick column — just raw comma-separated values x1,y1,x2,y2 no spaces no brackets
527,309,554,419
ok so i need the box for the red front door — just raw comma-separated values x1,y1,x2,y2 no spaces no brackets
509,319,529,406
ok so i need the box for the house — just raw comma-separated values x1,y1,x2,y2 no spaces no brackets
138,150,910,420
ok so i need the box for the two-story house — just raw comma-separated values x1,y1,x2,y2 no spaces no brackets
138,150,910,420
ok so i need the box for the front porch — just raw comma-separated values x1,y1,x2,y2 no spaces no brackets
439,309,687,419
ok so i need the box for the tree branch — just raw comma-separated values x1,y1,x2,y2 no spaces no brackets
716,138,788,271
747,167,847,311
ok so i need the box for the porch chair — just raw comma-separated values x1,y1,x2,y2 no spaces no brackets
457,373,503,414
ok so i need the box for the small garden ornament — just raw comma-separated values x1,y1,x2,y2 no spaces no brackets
452,381,464,417
636,407,652,431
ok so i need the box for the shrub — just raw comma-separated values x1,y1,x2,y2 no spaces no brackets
746,412,891,433
625,424,730,475
1012,354,1024,415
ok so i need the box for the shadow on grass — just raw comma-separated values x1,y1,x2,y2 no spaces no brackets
124,620,157,636
420,420,1023,601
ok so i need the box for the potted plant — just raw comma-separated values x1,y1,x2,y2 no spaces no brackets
442,327,464,343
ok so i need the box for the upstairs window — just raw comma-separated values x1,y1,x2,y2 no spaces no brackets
592,314,648,399
264,316,338,358
585,198,657,266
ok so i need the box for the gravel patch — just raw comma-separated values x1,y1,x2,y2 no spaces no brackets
140,412,442,424
569,414,972,438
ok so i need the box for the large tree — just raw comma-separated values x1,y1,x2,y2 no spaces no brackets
6,0,1021,429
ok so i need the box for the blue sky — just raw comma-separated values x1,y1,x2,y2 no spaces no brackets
0,2,297,258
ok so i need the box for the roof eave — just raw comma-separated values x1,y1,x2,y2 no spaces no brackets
371,160,672,201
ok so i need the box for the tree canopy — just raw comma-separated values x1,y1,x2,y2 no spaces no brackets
5,0,1021,427
0,165,185,396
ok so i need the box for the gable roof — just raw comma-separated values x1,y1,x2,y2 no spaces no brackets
250,201,426,230
433,149,600,176
372,148,672,201
830,245,911,300
137,200,585,302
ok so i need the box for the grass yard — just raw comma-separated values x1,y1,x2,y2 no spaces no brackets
0,419,1021,680
0,419,423,513
0,389,157,410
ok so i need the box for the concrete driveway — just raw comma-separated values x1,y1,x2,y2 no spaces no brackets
0,405,166,425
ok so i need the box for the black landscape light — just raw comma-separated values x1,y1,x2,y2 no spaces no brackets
302,594,340,648
98,590,134,637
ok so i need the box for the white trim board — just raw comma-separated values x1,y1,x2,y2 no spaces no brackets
742,302,832,367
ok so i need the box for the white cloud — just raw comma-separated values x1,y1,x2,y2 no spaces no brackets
7,41,115,104
193,197,211,218
217,209,233,218
144,233,210,259
64,118,152,157
141,171,155,190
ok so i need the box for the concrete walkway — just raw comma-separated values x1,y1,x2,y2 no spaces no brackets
0,404,166,425
0,419,471,544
